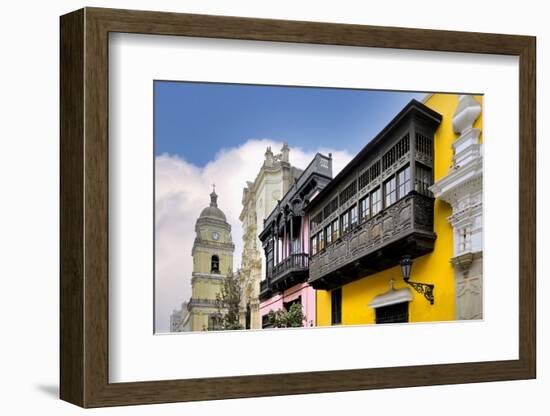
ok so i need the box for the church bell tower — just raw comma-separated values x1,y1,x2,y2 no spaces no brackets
187,187,235,331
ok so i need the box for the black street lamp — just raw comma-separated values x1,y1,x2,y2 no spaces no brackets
399,255,413,281
399,255,435,305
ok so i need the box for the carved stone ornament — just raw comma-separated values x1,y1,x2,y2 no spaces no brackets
452,95,482,134
451,252,482,277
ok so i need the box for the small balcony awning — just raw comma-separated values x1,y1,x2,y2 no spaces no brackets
368,286,413,309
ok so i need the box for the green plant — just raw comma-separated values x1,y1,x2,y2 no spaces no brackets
266,302,305,328
209,270,244,331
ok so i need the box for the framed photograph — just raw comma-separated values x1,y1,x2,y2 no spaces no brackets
60,7,536,408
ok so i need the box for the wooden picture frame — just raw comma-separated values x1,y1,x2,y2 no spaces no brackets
60,7,536,408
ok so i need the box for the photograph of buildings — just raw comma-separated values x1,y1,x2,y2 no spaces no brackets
154,82,483,333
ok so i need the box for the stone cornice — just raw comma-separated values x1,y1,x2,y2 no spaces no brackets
187,300,219,311
430,156,482,206
192,238,235,252
195,216,232,231
191,272,227,285
450,251,483,275
448,201,482,226
248,160,289,195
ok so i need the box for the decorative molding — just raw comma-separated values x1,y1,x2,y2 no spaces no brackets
456,273,483,320
192,238,235,252
191,272,227,281
429,156,482,207
369,286,413,309
452,95,481,135
451,251,482,275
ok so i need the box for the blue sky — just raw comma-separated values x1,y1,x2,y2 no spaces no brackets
154,81,424,166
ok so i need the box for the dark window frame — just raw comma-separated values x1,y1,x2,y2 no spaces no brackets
262,314,273,329
266,246,274,279
211,255,220,273
384,176,397,207
331,288,342,325
283,296,302,312
415,162,433,196
325,223,332,245
397,164,411,199
371,186,382,216
359,194,370,223
350,204,358,228
331,218,339,241
375,302,409,324
341,210,350,234
310,235,318,256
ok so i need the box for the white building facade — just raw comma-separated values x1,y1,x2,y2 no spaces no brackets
430,95,483,320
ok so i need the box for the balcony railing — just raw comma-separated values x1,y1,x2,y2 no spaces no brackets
260,279,270,296
260,253,309,299
272,253,309,282
308,191,436,290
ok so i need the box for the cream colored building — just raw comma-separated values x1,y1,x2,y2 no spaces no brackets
175,188,235,331
238,144,302,329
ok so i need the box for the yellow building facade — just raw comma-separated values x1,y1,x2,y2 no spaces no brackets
316,94,483,326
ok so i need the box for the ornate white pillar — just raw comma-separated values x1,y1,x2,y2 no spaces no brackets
430,95,483,320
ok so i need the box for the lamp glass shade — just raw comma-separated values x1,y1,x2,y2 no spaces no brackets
400,256,412,280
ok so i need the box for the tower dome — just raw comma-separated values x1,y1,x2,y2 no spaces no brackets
199,186,227,222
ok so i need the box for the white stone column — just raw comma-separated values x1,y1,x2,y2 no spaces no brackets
430,95,483,320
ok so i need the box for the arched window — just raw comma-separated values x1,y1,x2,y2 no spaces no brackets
211,255,220,273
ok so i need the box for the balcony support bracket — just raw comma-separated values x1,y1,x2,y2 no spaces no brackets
404,278,434,305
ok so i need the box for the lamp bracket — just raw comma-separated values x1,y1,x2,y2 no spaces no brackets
404,278,434,305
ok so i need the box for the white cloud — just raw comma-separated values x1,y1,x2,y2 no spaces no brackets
155,139,353,332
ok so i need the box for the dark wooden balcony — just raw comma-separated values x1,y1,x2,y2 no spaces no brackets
260,253,309,299
308,192,436,290
259,278,272,300
272,253,309,285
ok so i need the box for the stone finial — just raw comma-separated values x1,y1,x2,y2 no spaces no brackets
281,142,290,162
452,95,481,135
264,146,274,167
210,184,218,207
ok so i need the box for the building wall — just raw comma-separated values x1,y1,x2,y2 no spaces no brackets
193,249,234,276
191,275,224,299
250,146,295,279
260,283,316,327
428,94,484,320
317,94,481,326
239,145,300,329
190,306,218,332
193,221,234,276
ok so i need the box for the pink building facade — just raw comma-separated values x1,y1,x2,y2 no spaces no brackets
259,283,317,327
258,153,332,328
